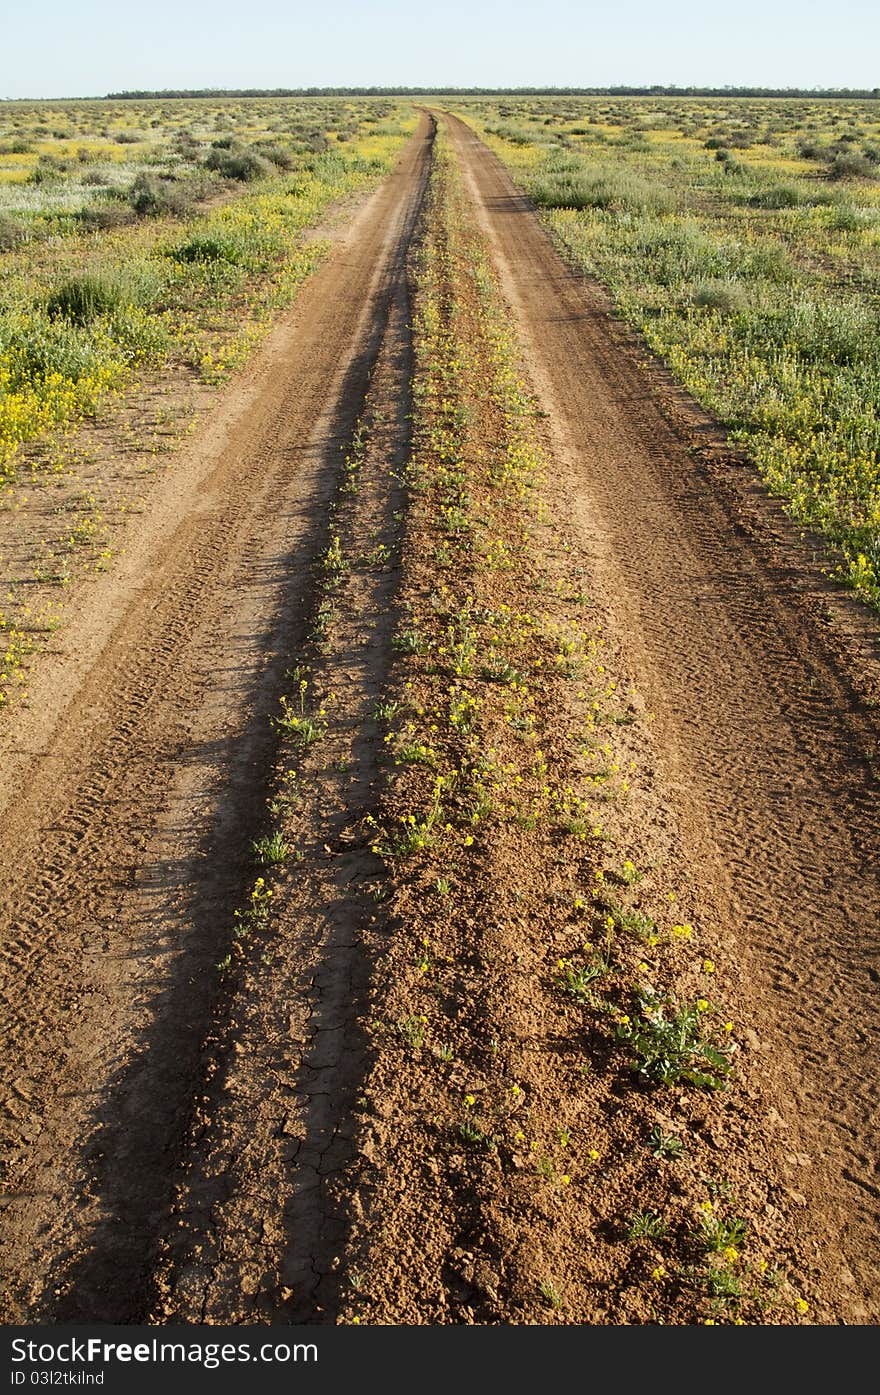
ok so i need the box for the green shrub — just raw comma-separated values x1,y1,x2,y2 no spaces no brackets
46,267,161,326
751,296,878,365
0,316,103,386
47,274,126,324
747,183,802,208
168,232,247,265
251,141,295,170
128,171,196,217
829,152,876,180
691,279,751,315
27,155,66,186
827,204,870,232
78,202,136,232
531,158,674,215
615,990,733,1089
741,183,834,209
204,145,273,181
105,305,169,363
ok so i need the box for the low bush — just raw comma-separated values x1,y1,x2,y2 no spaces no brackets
691,279,751,315
1,315,104,386
127,171,196,217
204,145,273,182
46,267,162,327
78,202,136,232
531,157,674,215
0,137,35,154
251,141,295,170
167,232,247,265
0,213,28,251
27,155,67,186
47,274,126,324
167,215,285,272
829,152,877,180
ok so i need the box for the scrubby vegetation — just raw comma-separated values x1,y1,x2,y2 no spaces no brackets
0,101,414,494
454,96,880,604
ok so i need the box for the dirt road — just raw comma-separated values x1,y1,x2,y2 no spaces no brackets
0,109,877,1325
445,112,879,1317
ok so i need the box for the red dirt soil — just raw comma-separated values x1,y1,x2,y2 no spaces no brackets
0,111,876,1326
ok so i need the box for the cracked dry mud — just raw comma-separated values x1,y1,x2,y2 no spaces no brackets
0,111,877,1327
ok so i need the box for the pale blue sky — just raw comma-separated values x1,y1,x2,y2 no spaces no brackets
2,0,877,100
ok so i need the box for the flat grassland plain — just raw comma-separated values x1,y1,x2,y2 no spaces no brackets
0,94,877,1326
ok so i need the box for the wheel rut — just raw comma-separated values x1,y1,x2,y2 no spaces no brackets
0,115,434,1323
151,196,425,1327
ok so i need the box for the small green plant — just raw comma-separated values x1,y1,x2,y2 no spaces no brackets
448,627,478,676
361,542,390,566
47,273,126,325
396,1014,427,1050
616,859,642,885
459,1118,497,1151
538,1280,564,1310
556,957,608,1003
392,627,426,654
604,901,655,938
448,690,479,733
705,1264,744,1304
273,696,327,746
389,817,435,856
616,988,733,1089
396,739,436,766
376,777,448,858
322,534,346,577
627,1209,668,1241
481,656,522,685
252,832,289,864
312,598,335,643
649,1125,685,1160
232,877,272,939
698,1204,748,1254
373,699,401,722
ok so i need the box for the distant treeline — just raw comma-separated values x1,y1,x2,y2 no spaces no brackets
102,86,880,100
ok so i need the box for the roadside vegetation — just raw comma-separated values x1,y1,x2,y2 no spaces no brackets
451,96,880,606
0,98,414,709
0,98,413,485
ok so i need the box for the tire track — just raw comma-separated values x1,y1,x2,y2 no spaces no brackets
150,190,426,1325
0,116,434,1323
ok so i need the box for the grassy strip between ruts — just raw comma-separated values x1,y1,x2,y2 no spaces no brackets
454,108,880,609
332,133,817,1324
